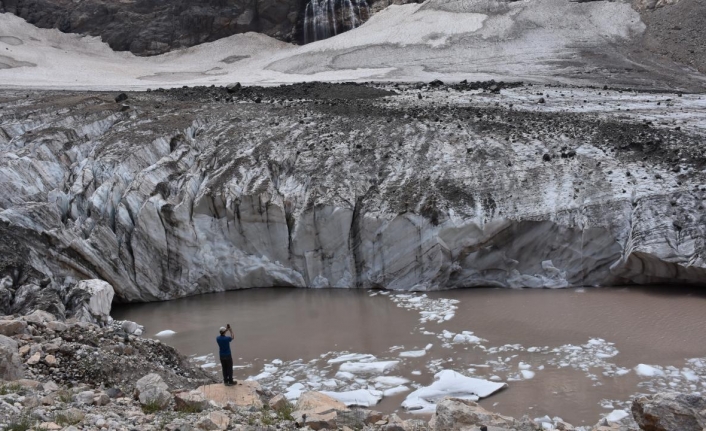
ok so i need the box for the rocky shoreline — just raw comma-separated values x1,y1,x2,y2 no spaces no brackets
1,306,706,431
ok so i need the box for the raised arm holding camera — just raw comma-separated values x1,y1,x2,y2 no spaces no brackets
217,324,235,386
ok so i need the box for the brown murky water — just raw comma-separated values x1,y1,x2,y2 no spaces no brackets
112,287,706,426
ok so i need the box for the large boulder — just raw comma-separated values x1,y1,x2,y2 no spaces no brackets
134,373,171,409
0,319,27,336
429,398,519,430
175,390,210,412
293,391,348,430
0,334,24,380
632,392,706,431
197,381,264,408
66,280,114,325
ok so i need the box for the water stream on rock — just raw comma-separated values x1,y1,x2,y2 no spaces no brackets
113,287,706,426
303,0,370,43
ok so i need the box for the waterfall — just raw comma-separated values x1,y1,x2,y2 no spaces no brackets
303,0,370,43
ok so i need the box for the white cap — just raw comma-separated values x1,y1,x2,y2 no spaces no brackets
219,327,226,333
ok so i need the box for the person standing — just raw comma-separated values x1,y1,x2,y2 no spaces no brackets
217,324,235,386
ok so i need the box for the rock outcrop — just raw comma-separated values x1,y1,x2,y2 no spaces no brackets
292,391,348,430
65,279,114,325
0,0,303,55
134,373,172,409
632,392,706,431
0,333,23,380
429,398,536,431
0,84,705,303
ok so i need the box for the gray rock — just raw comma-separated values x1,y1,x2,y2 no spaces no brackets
632,392,706,431
22,309,57,324
0,319,28,336
65,280,114,325
135,373,171,409
429,398,522,430
0,333,23,380
74,390,95,405
175,390,209,412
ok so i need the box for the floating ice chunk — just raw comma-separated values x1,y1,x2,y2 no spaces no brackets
635,364,665,377
521,370,536,379
155,330,176,336
682,369,699,382
425,344,433,350
452,331,483,344
335,371,356,380
605,410,629,422
248,372,272,381
271,359,283,365
201,362,217,369
285,383,306,400
340,361,399,374
442,330,455,339
374,376,410,387
383,385,410,397
402,370,507,413
411,370,422,376
280,375,296,382
321,389,383,407
328,353,376,364
519,362,532,370
615,368,630,376
193,354,211,362
322,379,339,388
400,350,427,358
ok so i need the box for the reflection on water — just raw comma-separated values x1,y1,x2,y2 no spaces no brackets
112,286,706,425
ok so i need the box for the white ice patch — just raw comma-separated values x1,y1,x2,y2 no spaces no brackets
399,350,427,358
248,371,273,381
389,293,459,324
339,361,399,374
402,370,507,413
328,353,377,364
374,376,410,387
635,364,665,377
155,330,176,336
604,409,629,422
321,389,383,407
284,383,306,400
383,385,410,397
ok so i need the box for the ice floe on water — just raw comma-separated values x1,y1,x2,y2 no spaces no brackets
604,409,629,422
632,358,706,395
339,361,399,374
402,370,507,413
321,389,384,407
634,364,664,377
389,293,459,323
184,290,706,420
155,329,176,336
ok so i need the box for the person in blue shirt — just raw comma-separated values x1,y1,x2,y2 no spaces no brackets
217,324,235,386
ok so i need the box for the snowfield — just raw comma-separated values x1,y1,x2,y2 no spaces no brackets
1,0,704,90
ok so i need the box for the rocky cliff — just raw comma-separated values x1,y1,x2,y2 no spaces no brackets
1,82,705,305
0,0,419,54
0,0,304,55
